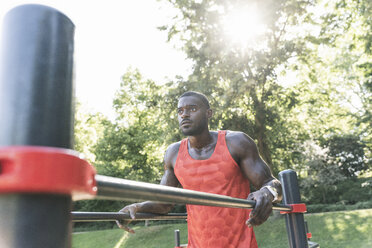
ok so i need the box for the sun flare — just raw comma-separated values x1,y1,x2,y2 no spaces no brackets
222,5,266,47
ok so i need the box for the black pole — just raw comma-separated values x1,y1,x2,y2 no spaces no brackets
0,4,75,248
71,212,187,222
175,229,181,247
95,175,292,211
279,169,309,248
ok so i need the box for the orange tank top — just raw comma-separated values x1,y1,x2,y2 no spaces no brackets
174,130,258,248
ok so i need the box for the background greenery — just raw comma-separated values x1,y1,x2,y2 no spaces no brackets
73,0,371,228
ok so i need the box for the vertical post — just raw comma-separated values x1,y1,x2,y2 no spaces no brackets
279,169,309,248
0,4,75,248
174,229,181,248
305,221,310,240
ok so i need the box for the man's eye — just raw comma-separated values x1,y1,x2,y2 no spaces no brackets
191,107,197,112
178,109,183,115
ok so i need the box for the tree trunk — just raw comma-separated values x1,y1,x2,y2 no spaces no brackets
256,118,274,171
254,100,274,172
322,189,326,204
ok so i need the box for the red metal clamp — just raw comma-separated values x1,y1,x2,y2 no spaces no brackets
0,146,97,200
280,203,307,214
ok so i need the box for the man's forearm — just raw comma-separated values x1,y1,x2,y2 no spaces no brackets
136,201,174,215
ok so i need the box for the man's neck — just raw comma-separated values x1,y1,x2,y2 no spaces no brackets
188,130,214,149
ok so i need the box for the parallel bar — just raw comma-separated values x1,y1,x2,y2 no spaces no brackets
95,175,291,211
71,212,187,222
279,170,309,248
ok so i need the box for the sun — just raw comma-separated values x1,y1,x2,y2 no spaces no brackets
222,5,266,48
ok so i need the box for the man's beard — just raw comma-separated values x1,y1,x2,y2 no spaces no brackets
180,119,208,136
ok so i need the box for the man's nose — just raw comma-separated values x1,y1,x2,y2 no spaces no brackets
181,109,190,118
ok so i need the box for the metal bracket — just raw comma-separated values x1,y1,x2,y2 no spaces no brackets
280,203,307,214
0,146,97,200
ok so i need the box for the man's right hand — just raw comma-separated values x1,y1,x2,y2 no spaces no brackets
116,203,139,233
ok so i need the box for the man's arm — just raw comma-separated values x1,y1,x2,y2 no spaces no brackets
117,142,181,232
226,131,282,227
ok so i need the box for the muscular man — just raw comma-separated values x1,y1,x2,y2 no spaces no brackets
117,91,282,247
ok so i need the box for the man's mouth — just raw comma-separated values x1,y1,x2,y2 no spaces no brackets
181,120,192,126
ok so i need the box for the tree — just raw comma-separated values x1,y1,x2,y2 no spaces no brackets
324,134,368,177
74,102,107,163
299,140,346,204
292,0,372,174
74,69,172,214
161,0,315,173
94,68,168,183
73,103,126,214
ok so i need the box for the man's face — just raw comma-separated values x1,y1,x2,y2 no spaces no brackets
177,96,210,136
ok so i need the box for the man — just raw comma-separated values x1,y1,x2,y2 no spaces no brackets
117,91,282,247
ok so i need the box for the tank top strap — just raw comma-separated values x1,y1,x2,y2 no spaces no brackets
179,138,188,155
217,130,227,147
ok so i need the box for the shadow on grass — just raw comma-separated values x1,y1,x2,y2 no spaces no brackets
122,223,188,248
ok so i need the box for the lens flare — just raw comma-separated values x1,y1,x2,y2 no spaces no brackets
222,5,266,48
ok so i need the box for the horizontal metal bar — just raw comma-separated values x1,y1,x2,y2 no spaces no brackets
71,212,187,222
94,175,291,211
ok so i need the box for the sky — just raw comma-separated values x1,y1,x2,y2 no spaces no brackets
0,0,192,119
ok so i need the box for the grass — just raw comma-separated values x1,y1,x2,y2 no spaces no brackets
72,223,188,248
72,209,372,248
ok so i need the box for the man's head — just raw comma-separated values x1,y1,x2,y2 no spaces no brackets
177,91,213,136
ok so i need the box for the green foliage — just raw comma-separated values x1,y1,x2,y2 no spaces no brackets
74,102,107,163
301,175,372,205
323,134,368,177
302,0,371,165
94,69,167,183
299,140,346,203
160,0,316,173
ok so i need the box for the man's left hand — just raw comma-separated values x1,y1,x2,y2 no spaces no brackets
246,188,274,227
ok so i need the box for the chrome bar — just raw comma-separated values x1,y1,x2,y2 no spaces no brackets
71,212,187,222
95,175,291,211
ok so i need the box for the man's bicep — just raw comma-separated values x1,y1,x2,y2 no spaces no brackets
161,143,181,188
160,167,181,187
241,156,274,189
237,137,274,189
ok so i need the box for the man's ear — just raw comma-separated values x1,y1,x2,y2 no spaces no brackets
206,109,213,119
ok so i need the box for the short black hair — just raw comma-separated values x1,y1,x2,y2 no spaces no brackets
179,91,210,109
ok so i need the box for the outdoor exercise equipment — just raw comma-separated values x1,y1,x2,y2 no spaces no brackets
95,174,292,210
72,212,187,222
0,4,74,248
0,4,319,248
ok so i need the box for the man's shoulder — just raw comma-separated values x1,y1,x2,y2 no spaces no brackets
225,130,256,150
166,141,182,155
225,130,253,141
164,141,182,167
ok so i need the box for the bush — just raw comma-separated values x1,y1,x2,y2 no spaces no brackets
307,200,372,213
300,177,372,204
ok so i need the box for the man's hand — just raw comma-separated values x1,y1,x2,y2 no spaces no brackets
246,188,274,227
116,203,139,233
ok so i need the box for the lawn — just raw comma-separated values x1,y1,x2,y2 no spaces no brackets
72,209,372,248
